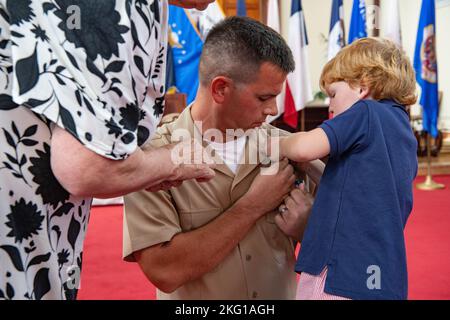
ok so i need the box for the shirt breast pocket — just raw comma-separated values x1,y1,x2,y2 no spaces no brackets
260,212,295,265
179,207,223,231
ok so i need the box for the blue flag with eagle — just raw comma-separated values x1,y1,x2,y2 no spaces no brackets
168,4,224,105
168,5,203,104
349,0,367,44
414,0,439,138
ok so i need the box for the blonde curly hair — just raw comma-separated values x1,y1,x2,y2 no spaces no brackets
320,37,417,106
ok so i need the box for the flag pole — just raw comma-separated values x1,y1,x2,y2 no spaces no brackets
416,133,445,190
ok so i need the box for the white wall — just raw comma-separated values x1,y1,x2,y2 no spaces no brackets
279,0,450,132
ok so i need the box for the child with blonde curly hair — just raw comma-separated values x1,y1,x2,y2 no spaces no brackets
280,37,418,300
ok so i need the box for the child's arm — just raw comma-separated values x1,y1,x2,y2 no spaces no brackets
280,128,330,163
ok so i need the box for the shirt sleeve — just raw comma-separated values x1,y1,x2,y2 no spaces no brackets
123,188,182,262
319,101,370,160
4,1,167,160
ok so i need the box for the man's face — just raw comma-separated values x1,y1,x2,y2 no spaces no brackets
326,81,363,116
225,62,286,130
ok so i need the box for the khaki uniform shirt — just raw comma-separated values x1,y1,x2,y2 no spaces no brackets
123,107,303,300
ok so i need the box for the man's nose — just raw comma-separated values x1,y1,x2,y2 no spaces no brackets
265,101,278,117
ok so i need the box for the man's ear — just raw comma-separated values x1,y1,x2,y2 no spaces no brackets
211,76,232,104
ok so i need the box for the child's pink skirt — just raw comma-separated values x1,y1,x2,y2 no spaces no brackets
296,267,351,300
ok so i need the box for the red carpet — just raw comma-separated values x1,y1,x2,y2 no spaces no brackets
405,175,450,299
78,175,450,300
77,205,156,300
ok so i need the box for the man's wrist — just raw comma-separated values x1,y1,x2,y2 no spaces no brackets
235,195,266,220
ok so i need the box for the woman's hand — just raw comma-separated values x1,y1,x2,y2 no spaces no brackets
168,0,215,10
145,138,216,192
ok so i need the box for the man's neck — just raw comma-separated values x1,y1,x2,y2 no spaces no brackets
191,95,229,139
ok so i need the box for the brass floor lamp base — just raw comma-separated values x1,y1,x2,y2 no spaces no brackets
416,133,446,191
416,175,445,191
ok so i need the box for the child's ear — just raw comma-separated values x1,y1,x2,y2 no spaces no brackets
359,86,371,99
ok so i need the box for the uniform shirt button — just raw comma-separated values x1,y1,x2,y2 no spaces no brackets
252,291,258,298
246,255,252,261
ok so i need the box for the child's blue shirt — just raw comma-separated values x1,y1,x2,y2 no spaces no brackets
295,99,418,300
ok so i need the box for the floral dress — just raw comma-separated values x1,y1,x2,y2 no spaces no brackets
0,0,167,300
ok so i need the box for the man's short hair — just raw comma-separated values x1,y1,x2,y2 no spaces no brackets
199,16,295,86
320,37,417,106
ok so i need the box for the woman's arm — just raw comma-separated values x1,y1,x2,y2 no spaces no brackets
280,128,331,163
50,126,215,198
168,0,215,10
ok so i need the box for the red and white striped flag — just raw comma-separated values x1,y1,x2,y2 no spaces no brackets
266,0,285,124
382,0,402,47
267,0,280,32
284,0,313,129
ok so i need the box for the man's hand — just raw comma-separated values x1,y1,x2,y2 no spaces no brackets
275,183,313,242
241,158,296,218
168,0,214,10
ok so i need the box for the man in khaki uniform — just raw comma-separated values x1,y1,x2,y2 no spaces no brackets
123,17,321,300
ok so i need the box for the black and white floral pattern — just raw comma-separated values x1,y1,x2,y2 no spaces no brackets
0,0,167,299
